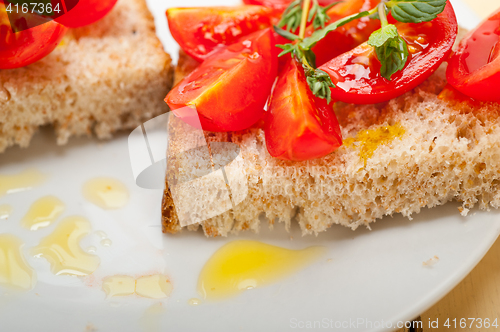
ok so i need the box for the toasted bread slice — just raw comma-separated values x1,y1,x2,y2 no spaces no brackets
162,40,500,237
0,0,173,152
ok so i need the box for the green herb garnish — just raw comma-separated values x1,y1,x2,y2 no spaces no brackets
275,0,447,99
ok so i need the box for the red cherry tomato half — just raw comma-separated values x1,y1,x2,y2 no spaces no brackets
54,0,118,28
243,0,338,12
165,28,278,132
265,58,342,161
318,2,457,104
0,2,67,69
309,0,381,66
446,8,500,102
167,6,275,62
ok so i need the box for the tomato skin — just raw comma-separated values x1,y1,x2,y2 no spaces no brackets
243,0,338,12
53,0,118,28
446,8,500,102
274,30,292,72
438,83,479,104
265,58,342,161
167,6,275,62
165,28,278,132
0,3,68,69
318,2,457,105
310,0,381,66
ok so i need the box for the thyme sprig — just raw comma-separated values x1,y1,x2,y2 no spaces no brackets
278,0,341,32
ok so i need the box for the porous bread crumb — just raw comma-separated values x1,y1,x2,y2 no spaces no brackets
458,206,470,216
162,28,500,237
0,0,173,152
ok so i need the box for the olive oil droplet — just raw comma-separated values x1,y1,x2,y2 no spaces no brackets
343,123,405,165
0,169,47,196
32,216,100,276
0,234,37,291
21,196,65,230
136,275,173,299
82,178,129,209
198,240,325,300
102,276,136,297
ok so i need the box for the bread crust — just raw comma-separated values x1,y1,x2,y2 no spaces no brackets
162,34,500,237
0,0,173,152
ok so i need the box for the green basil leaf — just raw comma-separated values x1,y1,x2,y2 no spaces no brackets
386,0,447,23
372,29,409,80
368,24,399,48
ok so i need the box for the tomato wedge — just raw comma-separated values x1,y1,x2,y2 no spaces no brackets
243,0,338,12
53,0,118,28
265,58,342,161
166,28,278,132
318,2,457,104
167,6,275,62
0,2,68,69
446,8,500,102
309,0,381,66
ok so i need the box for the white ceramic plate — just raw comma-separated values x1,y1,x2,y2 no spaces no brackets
1,1,499,332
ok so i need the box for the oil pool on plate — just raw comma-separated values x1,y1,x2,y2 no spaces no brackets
21,196,65,231
82,177,129,209
32,216,100,276
198,240,326,300
0,234,37,291
102,275,173,299
0,172,135,295
102,276,136,297
0,169,47,196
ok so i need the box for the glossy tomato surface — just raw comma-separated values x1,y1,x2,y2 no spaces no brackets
310,0,381,66
166,28,278,132
167,6,275,62
243,0,338,12
446,8,500,102
0,2,67,69
265,58,342,161
318,2,457,104
54,0,118,28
